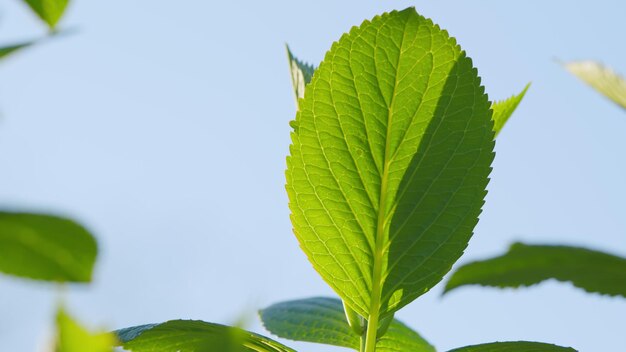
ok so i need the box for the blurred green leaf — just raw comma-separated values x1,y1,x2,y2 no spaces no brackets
21,0,70,30
260,297,435,352
115,320,296,352
0,212,97,282
447,341,576,352
564,61,626,110
445,243,626,297
56,308,116,352
0,41,36,60
491,83,530,136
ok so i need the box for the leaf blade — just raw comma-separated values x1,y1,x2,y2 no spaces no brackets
563,61,626,110
21,0,70,29
56,308,116,352
447,341,576,352
491,84,530,136
286,45,315,105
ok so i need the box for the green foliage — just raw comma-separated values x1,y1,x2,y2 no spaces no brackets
0,41,36,60
21,0,70,30
563,61,626,110
447,341,576,352
286,45,315,104
55,308,116,352
445,243,626,297
260,297,435,352
0,212,97,282
115,320,295,352
491,84,530,136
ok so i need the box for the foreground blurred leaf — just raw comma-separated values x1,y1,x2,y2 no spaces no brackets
564,61,626,110
448,341,576,351
0,212,97,282
491,84,530,136
260,297,434,352
445,243,626,297
21,0,70,30
56,308,116,352
0,41,36,60
286,7,495,329
116,320,295,352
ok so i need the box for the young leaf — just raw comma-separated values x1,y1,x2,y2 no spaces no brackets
260,297,435,352
0,212,97,282
20,0,70,30
115,320,296,352
563,61,626,110
447,341,576,352
286,45,315,104
0,41,36,60
444,243,626,297
491,84,530,136
286,7,495,334
56,308,116,352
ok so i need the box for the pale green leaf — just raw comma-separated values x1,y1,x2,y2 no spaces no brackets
563,61,626,110
0,212,97,282
286,7,495,325
286,45,315,104
260,297,435,352
56,308,116,352
21,0,70,30
444,243,626,297
115,320,296,352
447,341,576,352
491,84,530,136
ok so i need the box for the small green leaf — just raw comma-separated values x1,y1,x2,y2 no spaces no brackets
286,7,495,329
0,212,97,283
21,0,70,30
563,61,626,110
444,243,626,297
115,320,296,352
286,45,315,105
260,297,435,352
0,41,36,60
447,341,576,352
491,84,530,136
56,308,116,352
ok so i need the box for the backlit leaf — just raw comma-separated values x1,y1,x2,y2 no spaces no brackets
56,308,116,352
563,61,626,110
21,0,70,30
448,341,576,352
491,84,530,136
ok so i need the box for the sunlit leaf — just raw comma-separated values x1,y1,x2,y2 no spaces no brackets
56,308,116,352
21,0,70,30
116,320,295,352
260,297,434,352
563,61,626,110
0,212,97,282
448,341,576,352
286,44,315,105
491,84,530,136
445,243,626,297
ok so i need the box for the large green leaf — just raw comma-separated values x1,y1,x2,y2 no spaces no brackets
563,61,626,110
115,320,296,352
286,7,495,332
0,212,97,282
444,243,626,297
448,341,576,352
260,297,435,352
56,308,116,352
20,0,70,30
491,84,530,136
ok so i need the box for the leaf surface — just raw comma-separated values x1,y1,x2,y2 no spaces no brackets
0,212,97,282
445,243,626,297
564,61,626,110
286,7,495,322
21,0,70,29
116,320,295,352
287,45,315,104
447,341,576,352
56,308,116,352
260,297,434,352
491,84,530,136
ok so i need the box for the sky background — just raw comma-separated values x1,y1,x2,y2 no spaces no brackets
0,0,625,351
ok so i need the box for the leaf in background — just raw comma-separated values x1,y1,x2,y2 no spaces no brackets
444,243,626,297
115,320,296,352
491,83,530,136
56,308,116,352
21,0,70,30
286,7,495,330
447,341,576,352
260,297,435,352
563,61,626,110
0,212,97,282
286,45,315,104
0,41,36,60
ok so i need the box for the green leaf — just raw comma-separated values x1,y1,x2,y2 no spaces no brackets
260,297,435,352
563,61,626,110
286,7,495,331
444,243,626,297
0,212,97,282
56,308,116,352
447,341,576,352
115,320,296,352
286,45,315,105
21,0,70,30
491,84,530,136
0,41,36,60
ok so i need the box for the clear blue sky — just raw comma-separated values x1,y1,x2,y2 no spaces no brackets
1,1,625,351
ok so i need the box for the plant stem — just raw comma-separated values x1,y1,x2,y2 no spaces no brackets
360,335,367,352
